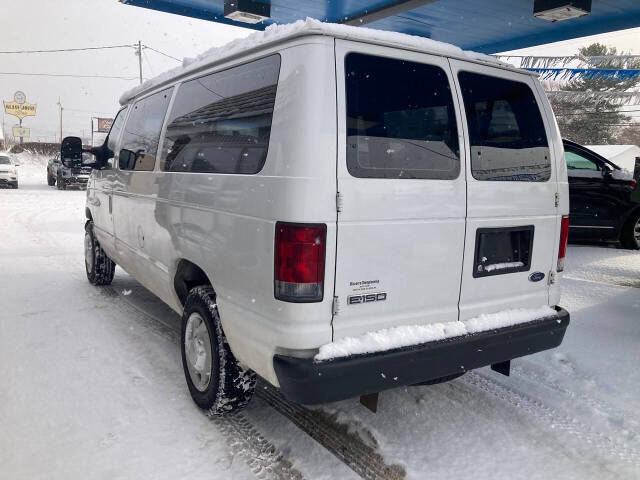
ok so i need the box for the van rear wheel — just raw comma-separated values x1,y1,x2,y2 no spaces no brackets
84,221,115,285
181,285,256,415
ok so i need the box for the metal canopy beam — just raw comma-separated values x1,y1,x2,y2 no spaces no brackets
119,0,640,53
340,0,438,26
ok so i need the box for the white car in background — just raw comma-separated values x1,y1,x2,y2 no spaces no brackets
0,154,18,189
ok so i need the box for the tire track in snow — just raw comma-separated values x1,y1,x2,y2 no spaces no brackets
462,371,640,468
256,382,406,480
209,412,305,480
511,360,639,441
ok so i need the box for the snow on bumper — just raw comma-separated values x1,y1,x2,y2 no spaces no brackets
273,306,569,404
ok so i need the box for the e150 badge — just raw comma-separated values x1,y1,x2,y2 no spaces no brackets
347,292,387,305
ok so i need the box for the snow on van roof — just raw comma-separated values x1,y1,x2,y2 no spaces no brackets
119,17,521,105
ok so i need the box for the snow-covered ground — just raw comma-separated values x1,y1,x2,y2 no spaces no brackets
1,155,639,479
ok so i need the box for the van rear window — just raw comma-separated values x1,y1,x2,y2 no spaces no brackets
345,53,460,180
160,54,280,174
458,72,551,182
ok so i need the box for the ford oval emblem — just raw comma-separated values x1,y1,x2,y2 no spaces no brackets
529,272,545,282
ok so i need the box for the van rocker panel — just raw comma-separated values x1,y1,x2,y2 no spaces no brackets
273,307,569,405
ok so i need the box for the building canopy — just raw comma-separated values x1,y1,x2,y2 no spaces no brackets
120,0,640,53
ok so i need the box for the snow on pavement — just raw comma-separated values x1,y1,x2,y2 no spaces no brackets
1,154,639,479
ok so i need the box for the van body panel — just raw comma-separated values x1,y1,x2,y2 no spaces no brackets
449,60,559,320
332,40,467,340
108,40,338,383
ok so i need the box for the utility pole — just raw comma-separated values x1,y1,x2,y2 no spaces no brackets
138,40,143,85
56,97,63,143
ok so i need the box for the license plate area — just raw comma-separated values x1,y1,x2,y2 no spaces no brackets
473,226,534,278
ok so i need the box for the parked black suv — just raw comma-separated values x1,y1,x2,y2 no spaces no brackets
564,139,640,249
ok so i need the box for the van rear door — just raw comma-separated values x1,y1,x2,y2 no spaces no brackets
449,61,559,319
332,40,467,340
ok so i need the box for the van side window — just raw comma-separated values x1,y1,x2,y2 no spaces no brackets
458,72,550,182
104,108,127,169
345,53,460,180
160,54,281,174
119,88,173,171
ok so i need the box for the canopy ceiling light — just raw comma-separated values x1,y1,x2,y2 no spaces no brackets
224,0,270,24
533,0,592,22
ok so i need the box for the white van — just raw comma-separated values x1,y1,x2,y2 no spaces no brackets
64,20,570,414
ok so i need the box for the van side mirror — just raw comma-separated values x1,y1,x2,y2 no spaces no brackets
61,136,83,167
602,166,613,180
61,135,104,169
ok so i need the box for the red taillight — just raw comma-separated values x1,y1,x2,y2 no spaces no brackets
275,222,326,302
631,179,637,190
557,215,569,272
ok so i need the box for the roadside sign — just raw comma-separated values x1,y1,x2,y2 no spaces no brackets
4,91,36,120
12,126,30,138
97,117,114,133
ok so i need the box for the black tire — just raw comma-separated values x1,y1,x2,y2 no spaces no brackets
620,211,640,250
412,372,465,386
56,175,63,190
84,221,116,285
181,285,256,415
47,174,56,186
12,182,18,189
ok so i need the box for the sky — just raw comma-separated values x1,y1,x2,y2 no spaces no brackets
1,0,638,144
0,0,251,143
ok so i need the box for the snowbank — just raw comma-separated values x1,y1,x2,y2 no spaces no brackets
315,306,557,361
120,17,514,105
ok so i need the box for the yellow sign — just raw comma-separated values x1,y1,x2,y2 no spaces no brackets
12,126,30,138
4,101,37,120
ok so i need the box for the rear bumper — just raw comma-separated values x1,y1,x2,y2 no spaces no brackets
62,177,89,186
0,178,17,186
273,306,569,405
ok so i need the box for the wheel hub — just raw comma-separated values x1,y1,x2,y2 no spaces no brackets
185,312,212,392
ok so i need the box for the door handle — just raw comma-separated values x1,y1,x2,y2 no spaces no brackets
108,193,112,214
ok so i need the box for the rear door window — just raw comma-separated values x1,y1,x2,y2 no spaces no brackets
458,72,550,182
160,54,280,174
345,52,460,180
119,88,173,171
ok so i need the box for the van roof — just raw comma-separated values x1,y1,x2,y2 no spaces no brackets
120,18,533,105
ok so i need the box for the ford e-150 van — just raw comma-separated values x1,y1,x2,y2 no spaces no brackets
61,20,570,414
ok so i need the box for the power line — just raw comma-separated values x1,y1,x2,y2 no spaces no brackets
143,44,181,63
0,44,136,54
0,71,144,80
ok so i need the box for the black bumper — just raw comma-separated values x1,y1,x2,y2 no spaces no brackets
274,307,569,405
65,177,89,185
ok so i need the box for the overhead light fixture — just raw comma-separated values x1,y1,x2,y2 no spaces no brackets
533,0,591,22
224,0,270,24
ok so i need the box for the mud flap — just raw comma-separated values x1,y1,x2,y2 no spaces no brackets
491,360,511,376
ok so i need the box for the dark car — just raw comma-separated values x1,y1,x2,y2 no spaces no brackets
47,153,62,186
564,139,640,249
